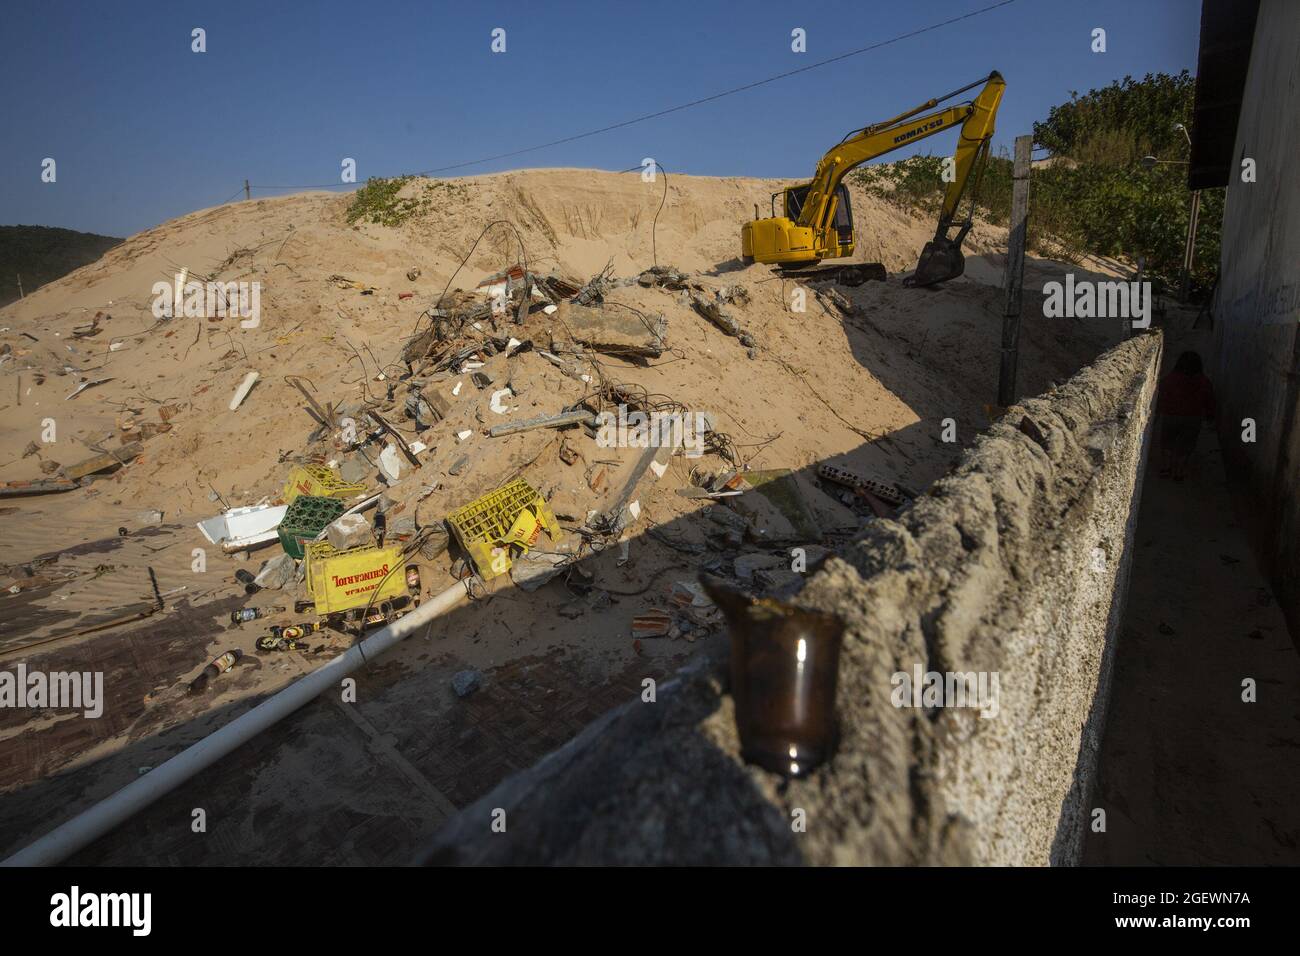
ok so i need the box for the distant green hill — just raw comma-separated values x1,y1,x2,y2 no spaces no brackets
0,225,122,307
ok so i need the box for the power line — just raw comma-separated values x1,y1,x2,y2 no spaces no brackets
416,0,1018,176
244,0,1017,193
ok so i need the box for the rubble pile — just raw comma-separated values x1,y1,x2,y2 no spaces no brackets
0,168,1119,695
51,256,915,667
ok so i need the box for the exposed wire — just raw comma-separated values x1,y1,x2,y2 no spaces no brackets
619,162,669,268
413,2,1019,177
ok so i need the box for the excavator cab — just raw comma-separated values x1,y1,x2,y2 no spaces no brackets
783,183,854,258
742,182,855,266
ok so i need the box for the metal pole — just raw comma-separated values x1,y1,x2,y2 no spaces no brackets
2,580,471,867
1179,189,1200,301
244,179,251,202
998,135,1032,407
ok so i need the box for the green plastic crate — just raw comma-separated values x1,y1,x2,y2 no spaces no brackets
278,495,347,559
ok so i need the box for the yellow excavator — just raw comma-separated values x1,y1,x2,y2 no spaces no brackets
741,71,1006,286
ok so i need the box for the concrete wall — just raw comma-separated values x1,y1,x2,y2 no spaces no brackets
424,334,1163,865
1211,0,1300,635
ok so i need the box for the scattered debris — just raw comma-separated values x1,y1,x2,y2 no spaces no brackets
63,442,144,482
447,478,562,580
278,495,347,559
632,609,673,638
488,408,595,438
304,541,406,615
188,649,243,694
253,553,297,590
670,580,714,608
814,287,855,317
816,463,908,507
731,469,824,544
0,478,78,497
65,377,113,401
198,503,289,552
451,669,483,698
229,371,260,411
510,548,572,591
733,552,788,582
378,444,404,482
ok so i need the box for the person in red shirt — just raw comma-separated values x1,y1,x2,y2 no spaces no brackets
1157,350,1216,481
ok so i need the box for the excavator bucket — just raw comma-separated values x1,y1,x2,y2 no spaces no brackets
907,238,966,287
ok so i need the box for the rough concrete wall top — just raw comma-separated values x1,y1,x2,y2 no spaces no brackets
424,333,1164,866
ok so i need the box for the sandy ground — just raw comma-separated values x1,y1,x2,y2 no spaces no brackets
0,168,1127,863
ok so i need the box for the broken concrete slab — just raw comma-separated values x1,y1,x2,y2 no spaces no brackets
556,302,667,358
689,291,740,336
731,469,821,544
791,470,861,534
339,454,372,484
510,548,572,592
254,552,297,590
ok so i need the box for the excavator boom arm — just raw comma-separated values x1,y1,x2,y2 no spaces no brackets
796,71,1005,238
741,71,1005,282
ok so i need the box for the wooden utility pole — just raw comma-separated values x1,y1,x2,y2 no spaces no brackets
244,179,251,202
998,135,1032,408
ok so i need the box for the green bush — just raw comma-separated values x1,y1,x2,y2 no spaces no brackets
344,176,442,226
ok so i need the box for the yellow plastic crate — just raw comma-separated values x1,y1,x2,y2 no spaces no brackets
283,464,367,503
305,541,407,614
446,478,561,580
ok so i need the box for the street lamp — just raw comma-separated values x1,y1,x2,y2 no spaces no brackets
1174,122,1199,301
1139,123,1200,301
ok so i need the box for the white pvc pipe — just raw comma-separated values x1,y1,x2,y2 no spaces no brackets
2,580,469,867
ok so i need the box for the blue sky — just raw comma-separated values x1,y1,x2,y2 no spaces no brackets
0,0,1202,237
